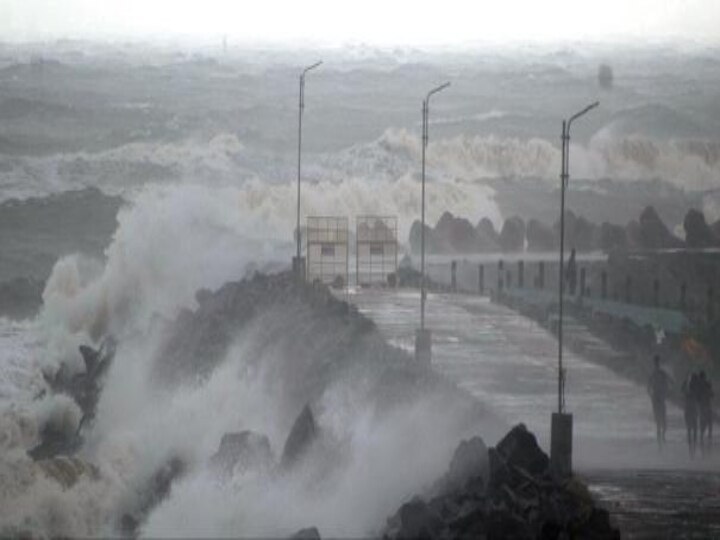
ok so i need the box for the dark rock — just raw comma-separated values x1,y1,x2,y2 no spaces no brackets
409,220,436,254
28,423,82,461
684,209,719,248
599,222,627,252
557,211,598,252
37,456,100,489
384,425,619,540
120,456,186,535
476,217,501,251
499,217,525,252
526,219,556,251
712,219,720,238
486,508,533,540
289,527,321,540
487,446,511,490
434,211,480,253
281,405,318,469
629,206,683,249
397,498,443,539
29,340,116,461
442,436,489,492
210,431,274,477
495,423,549,477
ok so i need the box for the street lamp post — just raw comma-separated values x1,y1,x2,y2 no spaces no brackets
293,61,322,281
551,100,599,478
415,81,450,365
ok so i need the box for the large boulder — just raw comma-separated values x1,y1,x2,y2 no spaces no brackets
684,209,719,248
408,220,436,254
120,456,186,536
558,211,599,252
210,431,274,477
526,219,556,252
628,206,683,249
38,456,100,489
712,219,720,239
281,405,319,469
495,423,549,477
434,211,480,253
383,424,619,540
289,527,321,540
476,217,500,251
392,498,443,539
440,436,489,493
499,217,525,252
599,222,627,252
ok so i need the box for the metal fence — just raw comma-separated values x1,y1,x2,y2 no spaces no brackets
356,216,398,286
306,216,349,287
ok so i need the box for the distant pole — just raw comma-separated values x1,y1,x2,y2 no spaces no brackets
420,82,450,329
295,61,322,278
558,119,567,414
557,101,598,413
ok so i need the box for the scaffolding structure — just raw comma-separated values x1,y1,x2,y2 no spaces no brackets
356,216,398,287
306,216,349,287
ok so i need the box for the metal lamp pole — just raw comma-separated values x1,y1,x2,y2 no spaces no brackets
414,81,449,365
294,61,322,280
420,82,450,329
557,101,599,413
551,100,598,478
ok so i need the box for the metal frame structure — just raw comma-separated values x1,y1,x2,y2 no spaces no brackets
356,216,398,287
306,216,349,287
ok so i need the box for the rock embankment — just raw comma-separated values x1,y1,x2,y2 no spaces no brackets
384,424,619,540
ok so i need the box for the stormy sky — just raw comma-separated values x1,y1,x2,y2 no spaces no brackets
2,0,720,46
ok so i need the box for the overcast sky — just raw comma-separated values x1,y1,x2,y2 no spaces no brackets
3,0,720,46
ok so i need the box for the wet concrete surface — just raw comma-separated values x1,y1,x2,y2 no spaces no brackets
348,288,720,538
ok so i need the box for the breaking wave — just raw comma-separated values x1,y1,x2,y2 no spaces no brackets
0,178,493,537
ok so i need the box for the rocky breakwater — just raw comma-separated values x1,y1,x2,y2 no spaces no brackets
385,424,619,540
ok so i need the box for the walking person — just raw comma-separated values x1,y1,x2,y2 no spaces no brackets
697,371,714,454
647,355,670,447
565,248,578,296
682,371,699,457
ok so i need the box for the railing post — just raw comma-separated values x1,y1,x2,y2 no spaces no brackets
601,270,607,300
518,260,525,289
680,282,687,310
653,278,660,307
478,264,484,295
451,260,457,292
708,286,715,323
498,260,504,293
538,261,545,290
625,275,632,304
579,267,586,298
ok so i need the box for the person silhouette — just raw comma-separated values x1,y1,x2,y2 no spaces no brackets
697,371,714,454
682,371,699,457
647,355,670,447
565,248,578,296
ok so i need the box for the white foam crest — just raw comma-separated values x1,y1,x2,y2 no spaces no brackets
336,128,720,190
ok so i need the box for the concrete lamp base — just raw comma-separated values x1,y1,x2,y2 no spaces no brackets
550,412,573,478
415,328,432,365
292,256,306,282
